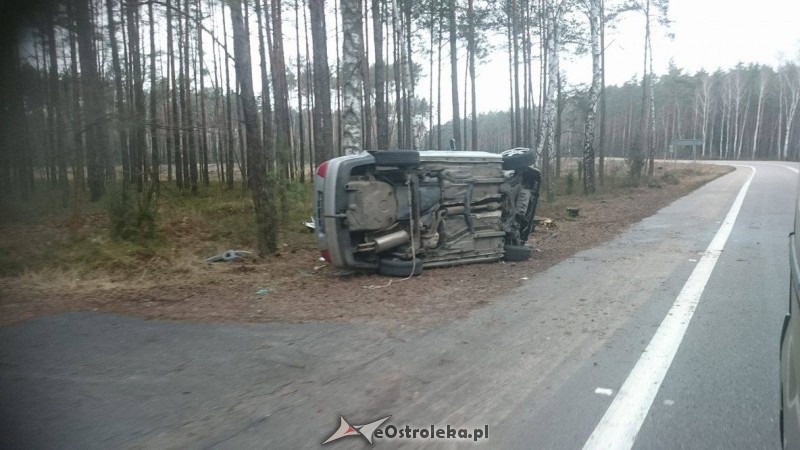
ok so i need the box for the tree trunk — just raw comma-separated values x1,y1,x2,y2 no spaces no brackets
271,0,293,175
196,0,209,186
506,11,515,148
183,0,198,192
167,0,183,188
448,0,461,150
222,4,234,188
700,74,711,158
436,10,442,149
647,28,655,175
371,0,388,149
537,1,561,202
598,0,605,183
511,0,521,147
582,0,600,194
310,0,334,162
149,0,159,188
630,0,649,180
253,0,270,167
428,4,434,149
334,0,343,155
403,0,414,149
75,0,107,201
361,0,373,150
294,0,306,181
106,0,129,186
45,15,67,200
341,0,364,154
229,0,277,256
468,0,477,152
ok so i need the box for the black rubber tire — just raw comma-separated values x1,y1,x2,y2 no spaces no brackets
503,245,533,262
373,150,420,167
378,256,424,277
501,148,535,170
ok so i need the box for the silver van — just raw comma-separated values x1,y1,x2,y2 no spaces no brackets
313,148,541,277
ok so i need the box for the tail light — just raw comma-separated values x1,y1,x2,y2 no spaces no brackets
316,161,328,178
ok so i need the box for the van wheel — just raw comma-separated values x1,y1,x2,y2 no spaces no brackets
501,148,535,170
378,256,424,277
373,150,420,167
503,245,533,262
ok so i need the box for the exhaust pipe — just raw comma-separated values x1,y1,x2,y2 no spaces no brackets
373,230,410,253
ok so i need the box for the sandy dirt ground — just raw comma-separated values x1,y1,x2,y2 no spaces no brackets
0,163,732,327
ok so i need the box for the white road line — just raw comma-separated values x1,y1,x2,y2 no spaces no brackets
582,166,756,450
753,162,799,174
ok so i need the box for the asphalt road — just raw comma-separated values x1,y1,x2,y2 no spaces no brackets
0,161,796,449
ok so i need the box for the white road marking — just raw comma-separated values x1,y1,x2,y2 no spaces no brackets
595,388,614,396
583,166,756,450
755,163,799,174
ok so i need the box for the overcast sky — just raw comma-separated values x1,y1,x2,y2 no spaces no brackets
465,0,800,114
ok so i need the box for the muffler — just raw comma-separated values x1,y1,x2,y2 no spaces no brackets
373,230,410,253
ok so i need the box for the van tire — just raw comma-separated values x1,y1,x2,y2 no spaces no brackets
378,256,424,277
373,150,420,167
501,148,535,170
503,245,533,262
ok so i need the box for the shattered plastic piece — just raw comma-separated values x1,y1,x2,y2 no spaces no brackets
256,288,271,295
534,217,557,230
206,250,252,263
304,217,316,232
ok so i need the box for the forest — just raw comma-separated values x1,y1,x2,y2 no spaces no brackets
1,0,799,255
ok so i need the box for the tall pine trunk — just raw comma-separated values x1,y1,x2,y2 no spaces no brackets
184,0,198,192
371,0,388,149
448,0,461,150
75,0,106,201
467,0,477,152
148,0,159,188
310,0,333,162
229,0,277,256
271,0,293,176
196,0,209,186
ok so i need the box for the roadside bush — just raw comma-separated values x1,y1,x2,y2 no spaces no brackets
660,171,680,185
565,171,575,195
106,181,158,241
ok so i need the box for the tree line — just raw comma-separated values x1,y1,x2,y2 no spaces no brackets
1,0,798,254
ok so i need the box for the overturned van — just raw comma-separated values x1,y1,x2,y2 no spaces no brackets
313,148,541,277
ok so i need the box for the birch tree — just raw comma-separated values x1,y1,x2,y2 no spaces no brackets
581,0,601,194
537,0,565,201
781,64,800,160
698,72,712,158
751,66,769,159
340,0,364,155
